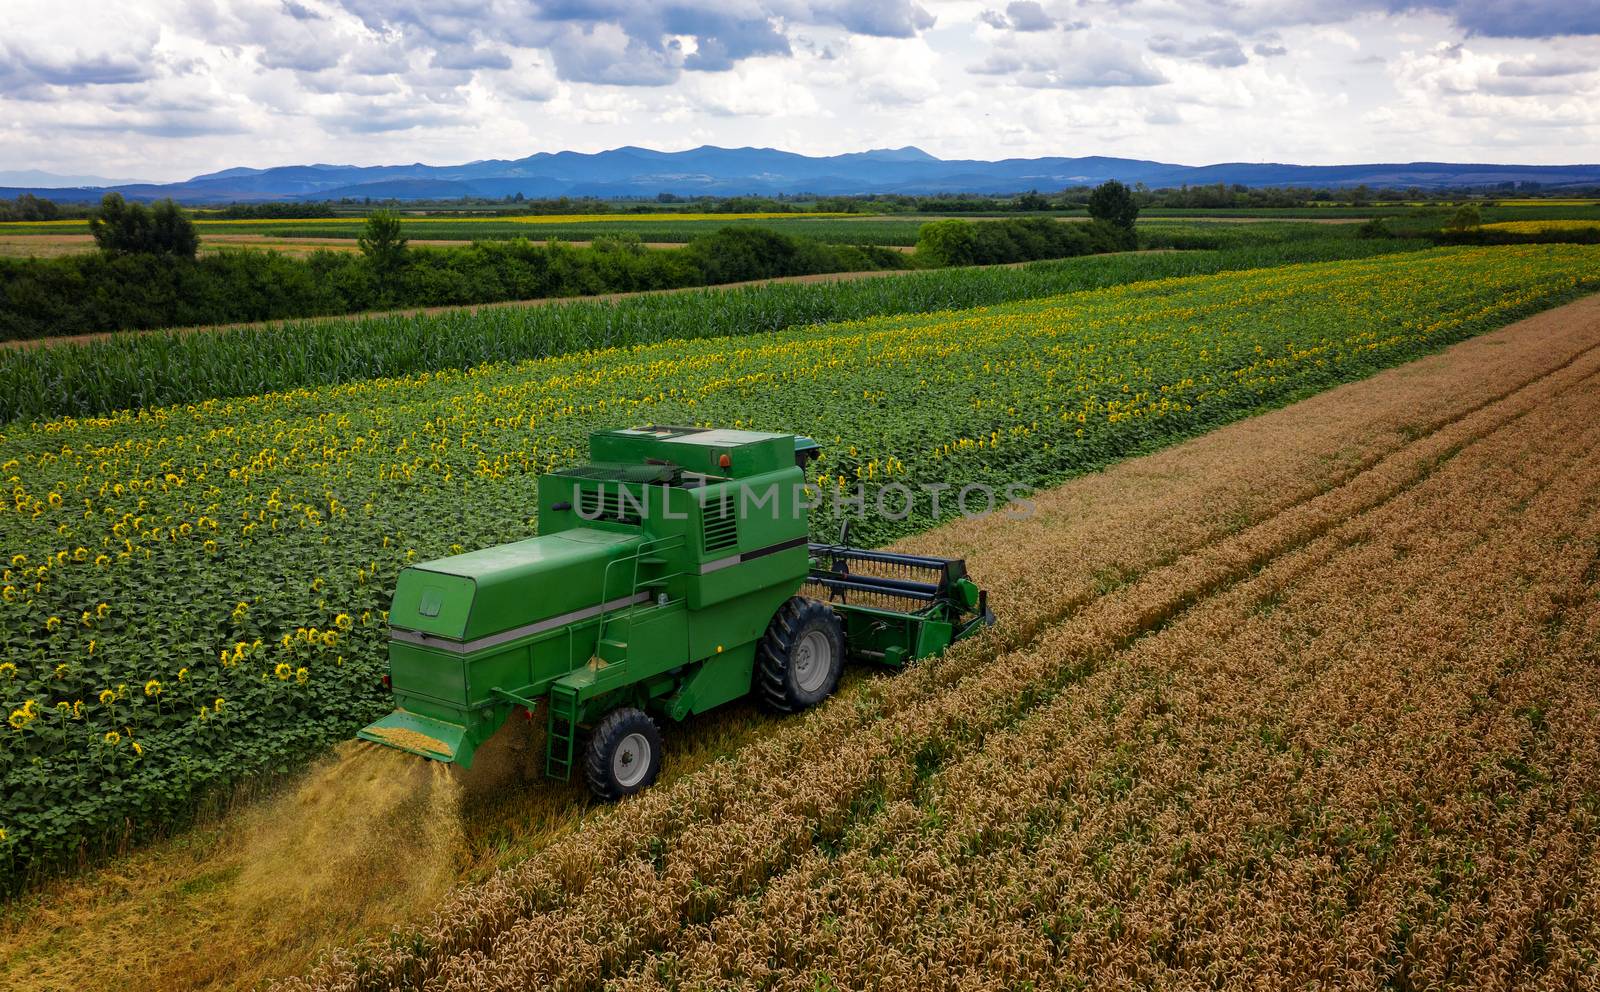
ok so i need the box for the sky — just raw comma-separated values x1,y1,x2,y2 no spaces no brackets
2,0,1598,183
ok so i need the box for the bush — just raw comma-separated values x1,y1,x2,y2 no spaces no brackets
914,217,1132,266
1445,204,1482,231
1358,218,1396,239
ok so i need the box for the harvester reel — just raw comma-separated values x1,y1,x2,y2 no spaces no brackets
757,597,845,712
584,707,663,801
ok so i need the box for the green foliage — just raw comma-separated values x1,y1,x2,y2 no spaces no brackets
915,217,1131,266
87,194,199,259
1015,190,1051,211
1446,204,1483,230
1,246,1595,882
1433,225,1600,247
358,210,409,277
0,226,906,345
683,227,904,283
0,194,86,222
205,202,339,220
1135,220,1388,251
1088,181,1140,230
1359,218,1396,239
0,236,1427,423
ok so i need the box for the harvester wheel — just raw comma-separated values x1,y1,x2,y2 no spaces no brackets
584,707,662,802
756,597,845,713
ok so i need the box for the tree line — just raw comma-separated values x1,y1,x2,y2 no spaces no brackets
0,187,1146,341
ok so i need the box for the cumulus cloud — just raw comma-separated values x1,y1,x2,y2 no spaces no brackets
317,0,934,87
1400,1,1600,39
1148,34,1249,68
1386,40,1600,121
429,43,513,71
816,0,936,38
258,38,345,72
548,24,683,86
280,0,324,21
4,0,1600,182
1144,0,1600,39
1497,57,1593,77
1253,33,1288,57
971,32,1168,87
0,45,154,86
981,1,1055,32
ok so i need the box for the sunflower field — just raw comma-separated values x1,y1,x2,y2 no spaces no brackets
1,244,1597,881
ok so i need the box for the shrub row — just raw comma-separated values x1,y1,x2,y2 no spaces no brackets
915,216,1135,265
0,229,908,343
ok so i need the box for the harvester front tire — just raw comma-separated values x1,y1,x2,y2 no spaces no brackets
756,597,845,713
584,707,662,802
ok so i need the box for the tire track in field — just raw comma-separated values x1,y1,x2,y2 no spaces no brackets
281,308,1600,991
615,346,1600,991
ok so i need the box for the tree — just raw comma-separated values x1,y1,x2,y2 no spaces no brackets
149,199,200,258
1087,180,1139,230
89,193,198,258
358,210,409,275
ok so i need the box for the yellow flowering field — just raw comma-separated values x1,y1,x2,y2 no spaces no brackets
1482,219,1600,233
0,244,1596,880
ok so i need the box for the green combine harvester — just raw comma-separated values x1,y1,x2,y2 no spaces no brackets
359,426,992,799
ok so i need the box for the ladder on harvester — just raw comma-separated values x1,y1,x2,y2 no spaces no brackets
545,681,581,781
545,537,684,781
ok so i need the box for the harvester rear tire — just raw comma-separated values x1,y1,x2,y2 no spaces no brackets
584,707,662,802
756,597,845,713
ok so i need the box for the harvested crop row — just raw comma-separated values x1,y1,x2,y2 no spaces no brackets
274,289,1600,990
606,365,1600,990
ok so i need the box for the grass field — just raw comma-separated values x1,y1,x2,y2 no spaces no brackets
1,245,1596,890
4,272,1598,991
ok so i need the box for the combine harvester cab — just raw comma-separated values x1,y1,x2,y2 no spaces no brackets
361,425,993,800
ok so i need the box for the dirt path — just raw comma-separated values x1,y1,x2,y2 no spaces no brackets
4,292,1597,992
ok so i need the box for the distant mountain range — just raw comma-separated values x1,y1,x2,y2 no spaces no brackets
0,169,154,189
5,146,1600,203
